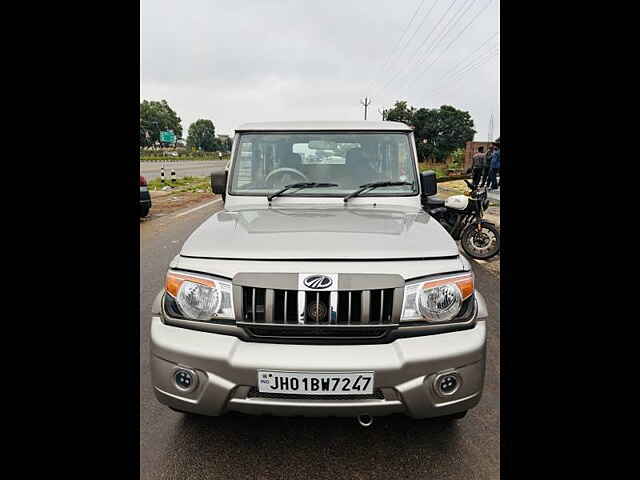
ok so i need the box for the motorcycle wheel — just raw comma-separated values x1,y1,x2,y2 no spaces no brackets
460,221,500,259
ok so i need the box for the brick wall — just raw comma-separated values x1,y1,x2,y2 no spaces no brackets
464,141,493,170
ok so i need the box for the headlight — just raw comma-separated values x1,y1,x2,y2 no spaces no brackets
165,271,234,321
401,272,474,323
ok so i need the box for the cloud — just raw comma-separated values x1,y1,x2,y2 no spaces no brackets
141,0,499,140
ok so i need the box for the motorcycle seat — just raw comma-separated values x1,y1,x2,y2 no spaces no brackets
426,196,445,207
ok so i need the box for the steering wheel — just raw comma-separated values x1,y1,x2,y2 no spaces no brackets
264,168,308,188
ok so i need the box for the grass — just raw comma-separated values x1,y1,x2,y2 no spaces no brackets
147,176,212,193
418,162,449,178
140,154,230,162
437,179,470,194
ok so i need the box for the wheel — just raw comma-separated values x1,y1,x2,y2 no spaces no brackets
140,205,150,218
460,221,500,259
263,168,308,188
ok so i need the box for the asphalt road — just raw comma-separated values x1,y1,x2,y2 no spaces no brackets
140,202,500,480
140,160,227,180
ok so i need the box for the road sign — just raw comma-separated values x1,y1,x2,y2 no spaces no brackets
160,130,176,143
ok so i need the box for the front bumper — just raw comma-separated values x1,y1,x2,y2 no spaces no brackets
150,314,487,419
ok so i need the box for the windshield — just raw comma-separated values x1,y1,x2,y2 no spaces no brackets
229,132,418,197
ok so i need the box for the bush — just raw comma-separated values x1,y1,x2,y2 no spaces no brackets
139,152,230,162
449,148,465,169
419,163,448,178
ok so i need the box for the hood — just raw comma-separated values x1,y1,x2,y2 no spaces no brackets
180,205,459,260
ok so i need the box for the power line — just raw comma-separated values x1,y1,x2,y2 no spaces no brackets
406,0,496,91
385,0,469,96
398,0,477,95
376,0,458,99
439,41,499,83
422,48,498,100
370,0,442,97
381,0,479,103
439,41,498,83
366,0,427,93
421,49,499,101
445,46,499,83
437,31,498,80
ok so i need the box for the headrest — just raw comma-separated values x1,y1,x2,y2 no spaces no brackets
345,148,365,165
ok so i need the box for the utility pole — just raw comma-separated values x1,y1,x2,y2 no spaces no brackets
488,112,494,142
360,96,372,120
378,108,387,121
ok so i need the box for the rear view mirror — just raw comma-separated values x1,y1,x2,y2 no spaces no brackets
309,140,337,150
420,170,437,197
211,170,228,202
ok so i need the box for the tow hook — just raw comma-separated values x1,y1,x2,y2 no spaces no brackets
357,415,374,427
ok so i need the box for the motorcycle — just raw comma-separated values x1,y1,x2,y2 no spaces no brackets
425,179,500,260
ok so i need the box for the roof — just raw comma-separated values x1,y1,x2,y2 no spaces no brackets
235,121,412,132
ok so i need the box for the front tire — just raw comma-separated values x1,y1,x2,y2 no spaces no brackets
460,221,500,259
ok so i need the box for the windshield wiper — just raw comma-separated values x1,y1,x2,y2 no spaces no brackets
343,181,414,203
267,182,338,202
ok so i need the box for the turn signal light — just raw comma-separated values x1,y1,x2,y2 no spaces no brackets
421,272,473,301
165,272,216,297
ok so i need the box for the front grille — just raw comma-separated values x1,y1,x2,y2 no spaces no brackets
246,326,388,339
240,287,397,326
247,387,385,401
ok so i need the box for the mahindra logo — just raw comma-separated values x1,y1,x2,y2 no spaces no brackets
303,275,333,290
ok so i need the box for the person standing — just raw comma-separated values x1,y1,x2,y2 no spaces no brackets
488,142,501,190
471,146,485,187
480,145,493,187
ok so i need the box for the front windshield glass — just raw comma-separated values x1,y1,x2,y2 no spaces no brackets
229,132,418,197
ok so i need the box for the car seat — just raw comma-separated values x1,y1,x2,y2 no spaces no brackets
344,149,378,187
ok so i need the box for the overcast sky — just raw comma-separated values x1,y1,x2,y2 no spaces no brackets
141,0,499,140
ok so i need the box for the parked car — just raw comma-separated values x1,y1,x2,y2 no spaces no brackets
140,175,151,217
151,121,488,426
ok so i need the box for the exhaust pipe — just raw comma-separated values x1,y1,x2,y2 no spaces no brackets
357,415,374,427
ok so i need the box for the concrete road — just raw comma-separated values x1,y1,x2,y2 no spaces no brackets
140,160,227,180
140,202,500,480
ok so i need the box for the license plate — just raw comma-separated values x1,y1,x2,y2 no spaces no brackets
257,370,375,395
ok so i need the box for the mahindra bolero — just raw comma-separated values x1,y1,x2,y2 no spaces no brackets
150,121,487,425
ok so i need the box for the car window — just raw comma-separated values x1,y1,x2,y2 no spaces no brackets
229,132,417,196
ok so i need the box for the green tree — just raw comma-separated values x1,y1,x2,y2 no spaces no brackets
217,135,232,152
384,101,476,162
140,99,183,147
384,101,415,126
187,119,217,152
414,105,475,162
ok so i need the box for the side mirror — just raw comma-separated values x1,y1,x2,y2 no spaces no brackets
211,170,228,202
420,170,437,197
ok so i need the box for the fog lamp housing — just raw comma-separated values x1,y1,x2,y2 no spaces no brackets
174,367,198,393
433,371,461,397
